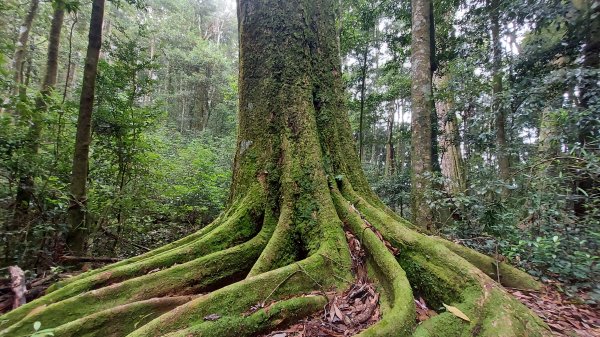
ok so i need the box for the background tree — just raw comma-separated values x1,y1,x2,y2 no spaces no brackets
67,0,105,255
410,0,434,229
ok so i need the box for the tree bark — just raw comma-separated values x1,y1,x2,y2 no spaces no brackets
384,101,395,176
573,0,600,216
490,0,510,191
411,0,434,229
436,74,466,196
67,0,105,256
0,1,548,336
358,45,368,161
11,0,40,97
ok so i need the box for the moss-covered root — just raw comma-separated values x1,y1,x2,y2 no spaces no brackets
127,251,349,337
344,186,541,291
332,191,416,336
434,238,541,290
0,231,270,336
45,190,262,295
1,199,265,331
51,296,197,337
343,194,550,336
162,295,327,337
247,205,296,276
413,286,550,337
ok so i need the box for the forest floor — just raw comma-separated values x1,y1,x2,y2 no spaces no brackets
1,242,598,337
262,231,381,337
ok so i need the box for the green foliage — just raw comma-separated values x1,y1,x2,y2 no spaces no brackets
0,0,238,267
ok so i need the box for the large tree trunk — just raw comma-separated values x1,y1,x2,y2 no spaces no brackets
12,3,65,232
0,1,548,336
410,0,434,230
67,0,105,256
490,0,510,191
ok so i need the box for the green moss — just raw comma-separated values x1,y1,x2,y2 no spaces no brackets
436,238,541,291
332,190,416,336
127,251,343,336
0,227,271,336
162,295,327,337
52,296,196,337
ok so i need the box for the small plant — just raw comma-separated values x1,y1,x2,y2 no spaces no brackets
29,321,54,337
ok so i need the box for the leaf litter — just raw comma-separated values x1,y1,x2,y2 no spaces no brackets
507,285,599,337
262,231,381,337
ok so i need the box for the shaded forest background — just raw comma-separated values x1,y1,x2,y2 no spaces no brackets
0,0,598,304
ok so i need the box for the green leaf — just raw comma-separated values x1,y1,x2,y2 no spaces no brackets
33,321,41,331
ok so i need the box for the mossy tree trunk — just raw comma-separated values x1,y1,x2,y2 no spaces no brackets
0,1,549,336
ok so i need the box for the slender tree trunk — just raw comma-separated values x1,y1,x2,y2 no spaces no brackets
574,0,599,216
358,46,368,161
12,3,65,247
67,0,105,256
384,101,395,176
11,0,40,97
490,0,510,191
436,74,465,196
411,0,434,229
397,99,409,173
62,14,78,104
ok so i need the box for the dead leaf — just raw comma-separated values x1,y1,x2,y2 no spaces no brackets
442,303,471,322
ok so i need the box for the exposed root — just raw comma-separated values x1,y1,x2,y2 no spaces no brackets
0,228,270,336
263,226,383,337
127,251,347,336
163,295,327,337
332,189,415,336
248,205,297,276
46,191,262,295
336,182,551,336
52,296,198,337
434,238,541,290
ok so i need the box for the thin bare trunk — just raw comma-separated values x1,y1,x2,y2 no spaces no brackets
358,46,368,161
384,101,395,176
490,0,510,190
67,0,106,256
411,0,434,229
11,0,40,97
